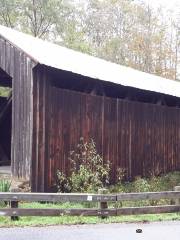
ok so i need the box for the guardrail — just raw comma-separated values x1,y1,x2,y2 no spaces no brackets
0,190,180,220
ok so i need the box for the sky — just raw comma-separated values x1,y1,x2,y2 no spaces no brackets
142,0,180,10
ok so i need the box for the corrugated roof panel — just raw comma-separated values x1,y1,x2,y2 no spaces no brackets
0,25,180,98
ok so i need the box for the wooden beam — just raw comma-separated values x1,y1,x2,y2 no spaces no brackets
0,192,116,202
0,208,117,217
116,191,180,201
116,205,180,215
0,205,179,217
0,191,180,202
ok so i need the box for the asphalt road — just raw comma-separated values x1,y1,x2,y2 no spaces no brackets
0,221,180,240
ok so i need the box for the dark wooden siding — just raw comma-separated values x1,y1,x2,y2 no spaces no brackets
32,68,180,191
31,66,49,191
0,36,36,179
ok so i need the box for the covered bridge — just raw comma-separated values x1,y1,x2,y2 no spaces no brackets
0,25,180,192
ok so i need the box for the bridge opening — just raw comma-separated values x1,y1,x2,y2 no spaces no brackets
0,68,12,167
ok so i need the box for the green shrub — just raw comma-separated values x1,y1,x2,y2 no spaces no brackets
132,176,151,192
0,179,11,207
56,171,71,193
56,138,111,193
0,179,11,192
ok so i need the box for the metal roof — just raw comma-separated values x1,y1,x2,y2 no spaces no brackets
0,25,180,98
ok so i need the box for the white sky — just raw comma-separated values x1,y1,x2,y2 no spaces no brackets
142,0,180,10
77,0,180,11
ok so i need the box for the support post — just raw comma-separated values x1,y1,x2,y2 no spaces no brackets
174,186,180,206
98,188,108,219
10,201,19,221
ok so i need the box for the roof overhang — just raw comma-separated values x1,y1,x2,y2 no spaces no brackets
0,25,180,98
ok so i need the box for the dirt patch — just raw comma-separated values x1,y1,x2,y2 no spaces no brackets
10,179,31,192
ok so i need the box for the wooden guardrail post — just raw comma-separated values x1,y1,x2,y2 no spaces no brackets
174,186,180,206
10,201,19,221
98,188,108,219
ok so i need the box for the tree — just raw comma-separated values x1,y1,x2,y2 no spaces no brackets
0,0,179,80
19,0,65,38
0,0,20,28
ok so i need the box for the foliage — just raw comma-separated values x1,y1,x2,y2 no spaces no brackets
0,0,179,80
0,179,11,207
0,0,20,28
132,176,151,193
56,138,111,193
110,171,180,207
0,87,11,97
19,0,72,39
0,179,11,192
111,171,180,194
56,171,71,193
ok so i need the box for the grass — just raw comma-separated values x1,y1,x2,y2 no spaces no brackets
0,214,180,227
0,87,11,97
0,171,179,227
